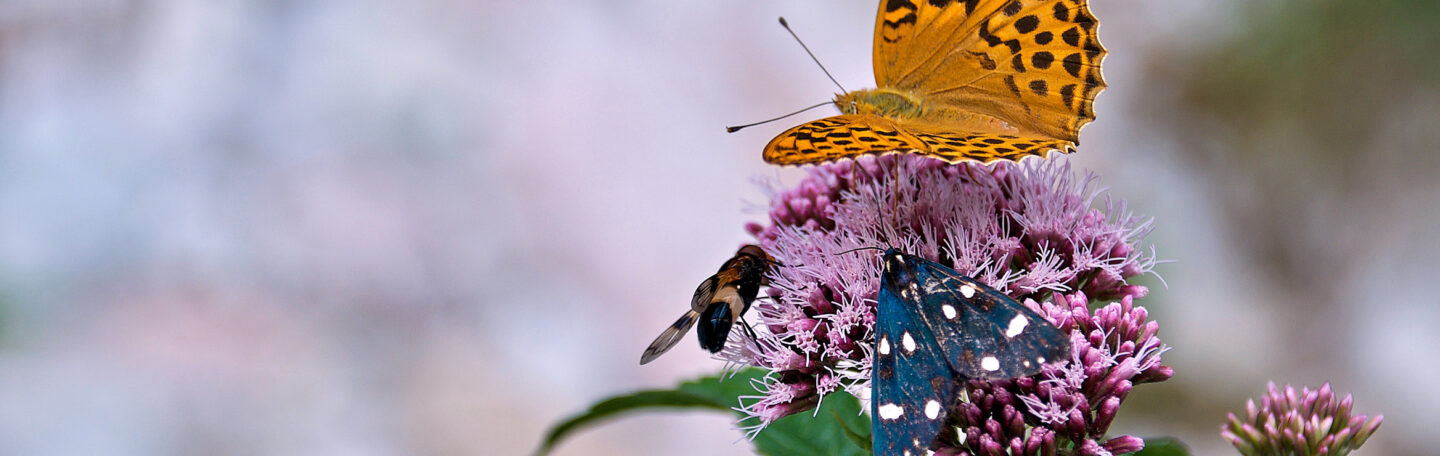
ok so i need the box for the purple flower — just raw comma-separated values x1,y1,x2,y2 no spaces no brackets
960,292,1171,456
730,155,1168,451
1222,383,1383,456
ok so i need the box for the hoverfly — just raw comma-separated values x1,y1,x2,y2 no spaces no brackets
639,245,775,365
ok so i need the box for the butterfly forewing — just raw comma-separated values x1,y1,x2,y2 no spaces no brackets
910,257,1071,379
874,0,1106,142
874,264,961,456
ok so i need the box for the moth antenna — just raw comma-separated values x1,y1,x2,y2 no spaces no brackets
777,17,847,93
726,101,834,133
835,246,886,256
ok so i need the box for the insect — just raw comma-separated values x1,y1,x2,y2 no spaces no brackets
763,0,1106,166
871,248,1070,455
639,245,775,365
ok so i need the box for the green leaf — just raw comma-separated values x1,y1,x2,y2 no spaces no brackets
538,368,766,451
534,369,766,456
1131,437,1191,456
749,390,870,456
834,409,874,453
535,368,873,456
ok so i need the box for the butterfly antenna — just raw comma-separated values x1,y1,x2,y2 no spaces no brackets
726,101,833,133
778,17,847,93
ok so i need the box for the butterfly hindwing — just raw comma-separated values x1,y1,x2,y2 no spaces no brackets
874,259,960,456
763,114,928,166
907,124,1073,164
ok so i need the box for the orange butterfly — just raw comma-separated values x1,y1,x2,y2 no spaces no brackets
764,0,1106,166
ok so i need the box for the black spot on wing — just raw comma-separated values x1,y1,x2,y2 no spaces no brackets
962,0,979,14
1062,27,1081,46
978,19,1001,47
885,12,918,30
1028,79,1048,97
886,0,914,12
1003,75,1023,99
1014,15,1039,33
1062,53,1083,77
1003,0,1022,16
969,51,998,71
1032,51,1054,69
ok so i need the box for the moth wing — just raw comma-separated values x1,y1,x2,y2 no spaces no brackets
912,258,1070,379
873,268,961,455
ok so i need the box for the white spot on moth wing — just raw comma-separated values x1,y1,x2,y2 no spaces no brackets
942,304,957,319
959,285,976,298
1005,315,1029,338
878,403,905,420
879,337,891,355
924,400,941,419
981,356,1000,371
901,332,917,353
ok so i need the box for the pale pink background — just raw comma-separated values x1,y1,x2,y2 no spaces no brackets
1,1,1433,455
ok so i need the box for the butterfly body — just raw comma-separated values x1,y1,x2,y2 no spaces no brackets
838,89,925,119
639,245,775,365
871,249,1069,455
764,0,1105,166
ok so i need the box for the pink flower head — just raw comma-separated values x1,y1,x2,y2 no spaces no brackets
731,154,1167,450
1222,383,1382,456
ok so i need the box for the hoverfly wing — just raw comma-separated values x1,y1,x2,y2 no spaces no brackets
639,310,701,365
690,275,719,312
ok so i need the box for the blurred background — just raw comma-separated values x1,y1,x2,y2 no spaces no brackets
1,0,1436,455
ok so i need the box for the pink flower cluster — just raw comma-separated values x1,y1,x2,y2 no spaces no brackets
938,293,1171,455
729,155,1169,451
1222,383,1382,456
